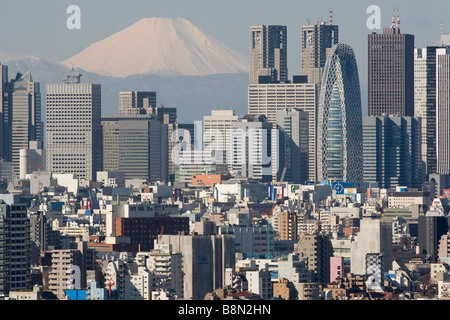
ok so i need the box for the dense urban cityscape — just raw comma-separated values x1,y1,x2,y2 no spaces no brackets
2,3,450,304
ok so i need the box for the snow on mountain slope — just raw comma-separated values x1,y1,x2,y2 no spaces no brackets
62,17,249,78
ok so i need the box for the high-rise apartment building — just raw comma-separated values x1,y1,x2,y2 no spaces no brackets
158,233,235,300
350,215,393,276
46,71,102,181
276,108,309,184
436,47,450,174
368,24,415,116
294,233,333,283
414,47,439,175
0,200,31,295
118,91,156,115
10,72,42,177
248,81,318,181
317,43,363,183
301,20,338,84
363,115,422,189
249,25,287,84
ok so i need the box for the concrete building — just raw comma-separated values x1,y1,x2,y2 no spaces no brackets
0,63,10,162
363,115,423,189
124,266,152,300
350,215,393,276
101,115,168,183
118,91,156,115
46,70,102,181
300,20,339,84
230,115,278,182
10,72,42,178
48,249,84,299
19,141,45,180
414,47,440,175
202,109,238,168
368,23,415,117
294,233,333,283
247,82,318,181
245,267,273,299
0,201,31,295
157,233,235,300
275,108,309,184
249,25,288,84
436,47,450,174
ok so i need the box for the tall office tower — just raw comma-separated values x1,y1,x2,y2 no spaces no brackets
363,115,422,189
101,115,168,182
158,233,235,300
249,25,288,84
317,43,363,183
350,215,393,276
301,20,339,84
118,91,156,115
415,47,439,175
46,71,102,181
248,80,318,181
203,109,238,168
0,63,9,161
0,201,31,295
10,72,42,177
436,48,450,174
230,115,278,182
368,19,415,116
275,108,309,184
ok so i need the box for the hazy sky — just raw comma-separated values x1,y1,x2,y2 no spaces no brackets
0,0,448,90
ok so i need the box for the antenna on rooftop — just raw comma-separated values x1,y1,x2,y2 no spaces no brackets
329,9,333,25
396,6,400,31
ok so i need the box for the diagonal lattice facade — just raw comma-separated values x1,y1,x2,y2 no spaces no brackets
317,43,362,183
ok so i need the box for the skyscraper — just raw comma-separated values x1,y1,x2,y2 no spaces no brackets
46,70,102,181
276,108,309,184
300,19,339,84
436,47,450,174
230,115,278,182
10,71,42,177
249,25,287,84
368,19,415,116
0,63,9,161
248,81,318,181
414,47,439,175
101,115,169,183
317,43,363,183
363,114,422,189
118,91,156,115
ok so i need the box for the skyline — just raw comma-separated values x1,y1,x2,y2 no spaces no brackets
1,1,448,76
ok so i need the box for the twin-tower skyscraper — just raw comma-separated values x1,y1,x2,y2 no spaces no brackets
248,20,363,184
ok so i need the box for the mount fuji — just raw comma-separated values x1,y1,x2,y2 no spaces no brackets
62,17,249,78
2,17,250,123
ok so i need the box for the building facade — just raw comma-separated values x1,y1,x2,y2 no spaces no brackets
46,71,102,181
368,25,415,116
249,25,288,84
363,115,422,189
317,43,363,183
301,20,339,84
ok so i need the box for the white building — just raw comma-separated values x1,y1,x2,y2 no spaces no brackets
124,266,153,300
46,71,102,182
245,267,273,299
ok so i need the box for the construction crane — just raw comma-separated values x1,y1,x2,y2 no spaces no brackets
280,158,289,182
